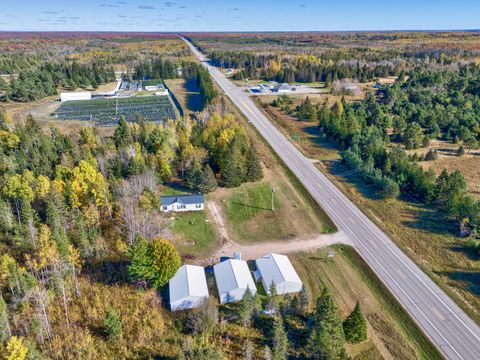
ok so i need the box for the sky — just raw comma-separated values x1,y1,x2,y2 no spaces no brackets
0,0,480,32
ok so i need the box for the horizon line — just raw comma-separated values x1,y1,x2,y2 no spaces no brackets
0,29,479,34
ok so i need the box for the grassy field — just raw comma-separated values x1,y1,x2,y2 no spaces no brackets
218,177,330,244
163,78,203,114
292,246,442,360
261,100,480,324
169,211,217,258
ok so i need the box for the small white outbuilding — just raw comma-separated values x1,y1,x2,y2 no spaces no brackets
169,265,209,311
213,259,256,304
255,253,303,295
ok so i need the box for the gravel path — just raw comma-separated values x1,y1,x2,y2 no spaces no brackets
204,201,350,264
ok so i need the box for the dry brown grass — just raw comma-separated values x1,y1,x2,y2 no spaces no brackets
261,102,480,325
292,247,440,360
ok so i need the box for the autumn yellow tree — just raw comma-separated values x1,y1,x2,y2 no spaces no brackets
3,336,28,360
70,159,110,210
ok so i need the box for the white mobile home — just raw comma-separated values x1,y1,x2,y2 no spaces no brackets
160,194,204,212
255,253,302,295
60,91,92,102
213,259,256,303
169,265,209,311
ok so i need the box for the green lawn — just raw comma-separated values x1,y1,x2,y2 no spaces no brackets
170,211,217,256
222,180,328,243
225,182,278,225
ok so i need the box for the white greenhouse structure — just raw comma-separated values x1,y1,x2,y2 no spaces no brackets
213,259,256,303
169,265,209,311
60,91,92,102
255,253,303,295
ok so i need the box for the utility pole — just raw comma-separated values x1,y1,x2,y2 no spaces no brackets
271,187,276,211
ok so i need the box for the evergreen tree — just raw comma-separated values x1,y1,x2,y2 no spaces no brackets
299,285,309,315
127,237,153,285
272,317,288,360
104,307,123,341
457,144,465,156
185,159,203,191
149,238,181,288
127,237,180,288
343,302,368,343
239,286,255,326
266,281,279,314
309,288,347,360
425,149,438,161
114,117,132,149
221,141,246,188
245,146,263,182
198,164,217,193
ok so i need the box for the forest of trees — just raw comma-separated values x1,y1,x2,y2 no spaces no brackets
0,99,278,357
287,63,480,236
0,62,116,102
209,50,401,84
0,101,371,358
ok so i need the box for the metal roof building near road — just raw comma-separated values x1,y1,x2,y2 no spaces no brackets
169,265,209,311
213,259,257,303
255,253,303,295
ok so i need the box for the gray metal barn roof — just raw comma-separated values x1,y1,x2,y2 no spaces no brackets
160,194,204,206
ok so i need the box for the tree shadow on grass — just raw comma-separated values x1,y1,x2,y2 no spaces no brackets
435,270,480,297
185,78,203,112
231,201,271,211
449,243,480,261
400,204,458,236
329,161,385,201
303,126,339,150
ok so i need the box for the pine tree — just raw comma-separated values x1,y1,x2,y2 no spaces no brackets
266,281,279,314
343,302,368,343
149,238,181,288
104,307,123,341
199,165,217,193
457,144,465,156
221,141,246,188
185,159,203,191
309,288,347,360
239,286,255,326
299,285,309,315
245,146,263,182
114,116,132,149
272,317,288,360
127,237,153,285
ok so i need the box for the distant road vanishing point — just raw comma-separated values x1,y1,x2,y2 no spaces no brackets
181,35,480,360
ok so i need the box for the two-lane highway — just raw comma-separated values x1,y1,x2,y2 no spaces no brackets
182,36,480,359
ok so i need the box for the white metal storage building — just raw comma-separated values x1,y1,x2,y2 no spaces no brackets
255,253,303,295
60,92,92,102
169,265,209,311
213,259,256,303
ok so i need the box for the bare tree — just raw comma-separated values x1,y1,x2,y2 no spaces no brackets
115,171,164,245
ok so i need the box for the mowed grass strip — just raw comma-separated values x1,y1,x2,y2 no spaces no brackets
225,182,277,225
224,181,308,243
170,211,217,257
